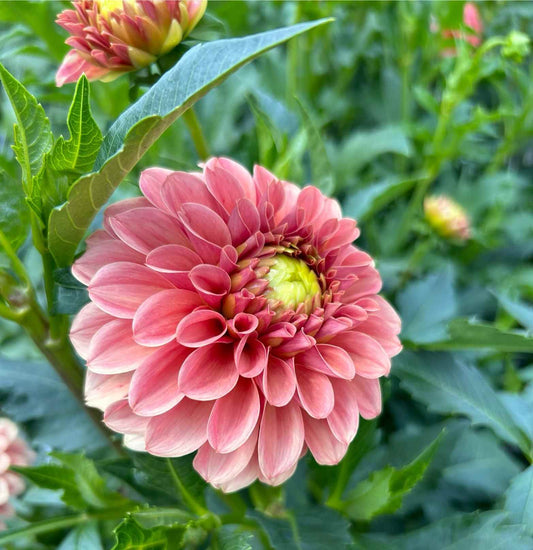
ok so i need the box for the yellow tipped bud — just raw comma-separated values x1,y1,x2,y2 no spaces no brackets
424,195,471,241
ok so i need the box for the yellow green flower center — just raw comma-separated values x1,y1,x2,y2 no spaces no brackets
96,0,125,16
265,255,321,313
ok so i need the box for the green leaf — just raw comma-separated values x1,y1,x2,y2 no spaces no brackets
335,125,412,183
52,267,89,315
342,176,421,222
215,525,253,550
425,318,533,353
111,517,172,550
58,521,103,550
395,352,532,458
15,453,134,512
398,270,457,344
503,466,533,536
340,431,444,521
295,98,334,194
493,291,533,331
33,75,102,221
0,169,29,253
352,511,532,550
47,19,332,266
0,62,53,194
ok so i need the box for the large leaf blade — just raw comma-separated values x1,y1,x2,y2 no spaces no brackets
48,19,332,266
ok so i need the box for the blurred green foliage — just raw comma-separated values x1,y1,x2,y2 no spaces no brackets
0,1,532,548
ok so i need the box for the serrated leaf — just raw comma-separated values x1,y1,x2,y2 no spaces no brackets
111,517,172,550
215,525,253,550
424,318,533,353
398,269,457,344
503,466,533,536
47,19,332,266
0,62,53,194
395,352,532,458
341,431,444,521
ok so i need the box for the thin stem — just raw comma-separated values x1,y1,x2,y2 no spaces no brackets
0,514,88,545
166,458,208,516
0,231,32,289
182,108,210,161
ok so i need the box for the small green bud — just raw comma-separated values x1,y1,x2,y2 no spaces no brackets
502,31,530,62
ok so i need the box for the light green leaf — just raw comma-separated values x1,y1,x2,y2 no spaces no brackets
58,521,103,550
425,318,533,353
47,19,332,266
0,62,53,194
395,352,532,458
340,431,443,521
398,269,457,344
111,517,173,550
503,466,533,536
493,291,533,331
0,169,29,253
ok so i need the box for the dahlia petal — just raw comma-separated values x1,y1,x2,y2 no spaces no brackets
303,415,348,465
258,401,304,481
123,433,146,452
275,329,315,356
341,266,382,302
194,426,258,485
354,316,402,357
87,319,154,374
298,344,355,379
216,157,256,202
189,264,231,308
234,336,268,378
327,378,360,444
145,398,213,457
207,378,260,453
85,370,131,410
72,230,145,285
104,400,148,434
103,197,152,238
205,160,247,215
228,199,261,245
146,245,201,273
70,302,113,359
258,461,298,487
353,377,382,419
109,207,188,254
296,367,334,419
89,262,175,318
263,356,296,407
332,332,391,378
129,343,189,416
215,451,260,493
161,172,220,215
178,203,232,263
56,49,110,86
139,167,174,211
372,295,402,331
178,343,239,400
175,309,227,348
133,289,203,346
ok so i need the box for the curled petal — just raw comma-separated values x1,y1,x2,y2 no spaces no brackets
176,309,227,348
189,264,231,307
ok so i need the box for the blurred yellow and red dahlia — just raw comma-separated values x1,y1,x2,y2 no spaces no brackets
0,419,34,529
56,0,207,86
424,195,471,241
70,157,402,491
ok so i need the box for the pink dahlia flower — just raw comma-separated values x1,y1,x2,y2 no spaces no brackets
438,2,483,56
71,157,402,491
56,0,207,86
0,418,34,529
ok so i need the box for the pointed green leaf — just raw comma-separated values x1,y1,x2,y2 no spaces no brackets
503,466,533,535
395,352,532,458
58,521,103,550
340,431,444,521
0,63,52,193
47,19,332,266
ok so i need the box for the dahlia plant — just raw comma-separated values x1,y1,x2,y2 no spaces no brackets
56,0,207,86
71,158,401,490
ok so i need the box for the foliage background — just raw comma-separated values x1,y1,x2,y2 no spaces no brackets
0,1,532,548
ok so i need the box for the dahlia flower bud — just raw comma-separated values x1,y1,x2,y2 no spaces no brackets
70,157,402,491
56,0,207,86
0,418,34,528
424,195,471,241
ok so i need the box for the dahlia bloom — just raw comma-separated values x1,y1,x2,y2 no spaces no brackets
56,0,207,86
434,2,483,56
70,157,402,491
0,419,34,529
424,195,471,241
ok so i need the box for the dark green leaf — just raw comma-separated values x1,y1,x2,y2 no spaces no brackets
398,270,457,344
503,466,533,536
0,169,29,253
111,517,172,550
340,430,443,521
215,525,253,550
47,19,332,266
395,352,532,457
52,267,89,315
0,62,53,193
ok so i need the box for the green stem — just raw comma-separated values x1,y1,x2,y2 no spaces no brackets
0,231,32,288
0,514,88,545
182,108,210,161
166,458,208,516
